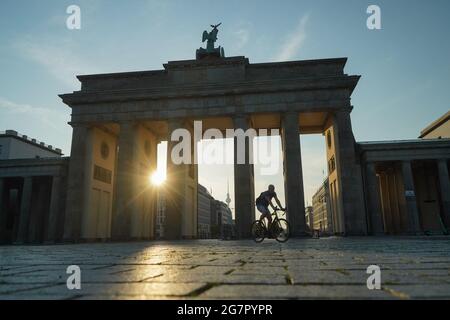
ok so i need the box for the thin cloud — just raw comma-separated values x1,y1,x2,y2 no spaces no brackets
275,13,310,61
0,96,67,131
13,37,98,89
234,27,250,51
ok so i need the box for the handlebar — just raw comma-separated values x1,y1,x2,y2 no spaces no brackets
271,207,286,216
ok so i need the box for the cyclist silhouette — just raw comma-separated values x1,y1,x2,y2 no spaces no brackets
255,184,285,228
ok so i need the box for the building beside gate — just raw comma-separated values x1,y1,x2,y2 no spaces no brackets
312,178,333,234
0,130,62,160
197,184,213,239
0,130,67,244
419,111,450,139
211,199,234,239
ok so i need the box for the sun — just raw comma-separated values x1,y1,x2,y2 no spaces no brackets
150,171,166,186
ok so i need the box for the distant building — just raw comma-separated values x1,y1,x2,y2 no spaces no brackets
419,111,450,139
312,178,333,234
211,200,234,239
0,130,62,160
197,184,213,238
305,206,313,230
151,183,233,240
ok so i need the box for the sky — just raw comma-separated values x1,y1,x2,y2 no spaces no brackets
0,0,449,218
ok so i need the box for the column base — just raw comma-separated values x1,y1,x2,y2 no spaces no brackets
290,232,311,238
404,231,424,236
371,232,386,236
182,236,197,240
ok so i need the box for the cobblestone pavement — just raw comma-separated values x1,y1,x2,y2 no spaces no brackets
1,237,450,300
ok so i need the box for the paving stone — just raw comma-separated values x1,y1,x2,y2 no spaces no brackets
383,285,450,299
151,272,287,285
232,266,286,275
199,284,393,299
288,270,363,285
74,294,192,300
1,238,450,299
0,282,206,299
0,283,56,295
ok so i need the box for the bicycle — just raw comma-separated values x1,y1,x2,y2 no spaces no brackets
251,207,290,243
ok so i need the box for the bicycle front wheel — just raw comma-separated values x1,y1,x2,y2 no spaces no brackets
251,220,266,243
273,218,290,243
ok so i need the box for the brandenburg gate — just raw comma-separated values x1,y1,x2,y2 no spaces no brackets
59,52,366,241
57,23,364,241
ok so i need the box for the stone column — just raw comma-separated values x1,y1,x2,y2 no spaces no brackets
333,111,367,235
395,168,408,232
0,178,5,242
233,115,255,239
437,159,450,229
29,179,48,243
164,119,185,239
378,172,391,233
63,125,90,242
387,170,401,234
365,162,384,235
401,161,421,234
185,122,198,239
112,121,137,240
16,176,33,244
281,112,306,236
46,175,61,243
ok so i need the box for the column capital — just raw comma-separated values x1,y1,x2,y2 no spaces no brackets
233,113,249,119
282,110,299,117
365,161,377,172
233,115,252,128
332,107,354,116
68,121,92,129
333,109,353,124
117,119,139,129
167,118,187,130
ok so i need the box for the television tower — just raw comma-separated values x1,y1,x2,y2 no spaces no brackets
225,180,231,207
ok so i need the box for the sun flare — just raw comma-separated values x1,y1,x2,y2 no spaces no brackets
150,171,166,186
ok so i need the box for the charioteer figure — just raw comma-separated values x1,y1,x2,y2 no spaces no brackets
196,23,225,60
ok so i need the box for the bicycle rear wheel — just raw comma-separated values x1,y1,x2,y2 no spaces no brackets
251,220,266,243
273,218,290,243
